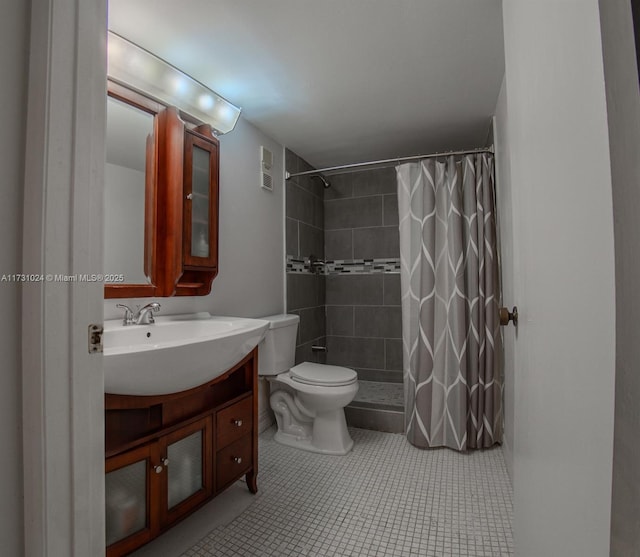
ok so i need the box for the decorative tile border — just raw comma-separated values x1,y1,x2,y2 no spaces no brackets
326,258,401,275
286,255,400,275
286,256,313,274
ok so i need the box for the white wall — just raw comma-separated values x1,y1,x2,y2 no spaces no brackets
493,76,515,482
502,1,616,556
598,0,640,554
104,163,147,283
0,0,28,554
210,118,285,318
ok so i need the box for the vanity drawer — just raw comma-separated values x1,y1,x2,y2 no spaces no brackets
216,396,252,449
216,435,252,491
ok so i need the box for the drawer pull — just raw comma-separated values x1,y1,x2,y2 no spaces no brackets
233,419,243,427
233,457,242,465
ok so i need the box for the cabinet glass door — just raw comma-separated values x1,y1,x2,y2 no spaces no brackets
183,131,218,269
190,145,210,258
106,461,146,545
105,444,157,553
167,429,203,508
162,416,213,525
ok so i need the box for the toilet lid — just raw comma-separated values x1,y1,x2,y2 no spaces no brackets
290,362,357,386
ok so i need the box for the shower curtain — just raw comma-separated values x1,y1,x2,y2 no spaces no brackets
397,154,503,451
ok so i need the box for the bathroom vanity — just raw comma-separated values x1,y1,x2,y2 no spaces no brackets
103,49,251,556
104,348,258,556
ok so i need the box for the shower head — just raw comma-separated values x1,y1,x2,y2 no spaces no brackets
312,175,331,189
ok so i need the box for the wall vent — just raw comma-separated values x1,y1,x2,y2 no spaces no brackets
260,146,273,191
262,172,273,191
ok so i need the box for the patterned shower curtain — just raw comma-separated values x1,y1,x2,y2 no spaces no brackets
397,154,503,451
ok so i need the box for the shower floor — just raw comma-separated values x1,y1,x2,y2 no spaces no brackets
346,380,405,433
352,380,404,410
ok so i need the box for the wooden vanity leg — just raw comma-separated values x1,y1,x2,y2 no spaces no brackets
247,352,259,495
246,470,258,494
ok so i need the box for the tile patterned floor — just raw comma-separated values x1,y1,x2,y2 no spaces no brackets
352,381,404,410
183,428,514,557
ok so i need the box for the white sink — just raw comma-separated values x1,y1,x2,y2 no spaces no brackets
103,312,270,395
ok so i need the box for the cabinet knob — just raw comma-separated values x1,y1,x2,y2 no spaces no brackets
233,419,243,427
154,465,163,474
162,458,169,466
233,457,242,465
186,193,193,200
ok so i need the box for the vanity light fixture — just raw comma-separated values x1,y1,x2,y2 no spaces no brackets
107,31,241,134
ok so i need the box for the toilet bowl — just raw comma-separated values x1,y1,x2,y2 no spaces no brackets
258,315,359,455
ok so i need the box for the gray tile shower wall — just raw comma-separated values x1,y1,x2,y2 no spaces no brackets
285,149,324,261
324,168,402,383
326,274,403,383
286,157,402,382
287,274,327,364
286,149,326,365
324,168,399,261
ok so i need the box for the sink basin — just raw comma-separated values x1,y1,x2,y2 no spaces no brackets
103,312,270,395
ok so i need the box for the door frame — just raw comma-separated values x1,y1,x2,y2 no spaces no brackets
22,0,106,554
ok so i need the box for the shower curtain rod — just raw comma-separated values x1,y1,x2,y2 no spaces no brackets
285,145,494,180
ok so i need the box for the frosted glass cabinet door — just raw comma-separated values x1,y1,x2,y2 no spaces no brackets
167,430,203,508
190,145,210,259
105,444,156,552
162,416,213,526
183,130,219,269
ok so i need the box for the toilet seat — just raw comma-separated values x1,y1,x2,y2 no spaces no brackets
290,362,357,387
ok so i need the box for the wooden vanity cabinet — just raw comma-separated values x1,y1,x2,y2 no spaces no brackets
105,349,258,557
157,109,219,297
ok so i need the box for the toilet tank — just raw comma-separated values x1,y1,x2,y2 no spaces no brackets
258,314,300,376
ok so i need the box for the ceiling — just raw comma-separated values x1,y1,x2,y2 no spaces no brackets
108,0,505,169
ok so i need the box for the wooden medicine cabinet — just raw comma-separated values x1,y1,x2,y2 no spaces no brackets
104,81,219,298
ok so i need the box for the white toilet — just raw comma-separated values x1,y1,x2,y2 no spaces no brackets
258,314,359,455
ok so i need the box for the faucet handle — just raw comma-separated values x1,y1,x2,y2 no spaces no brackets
116,303,134,326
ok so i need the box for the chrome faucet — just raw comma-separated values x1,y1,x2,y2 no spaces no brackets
116,302,161,325
135,302,161,324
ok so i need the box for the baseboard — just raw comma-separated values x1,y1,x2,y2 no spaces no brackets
258,410,275,434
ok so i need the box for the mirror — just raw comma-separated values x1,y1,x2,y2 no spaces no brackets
104,82,160,298
105,96,152,283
